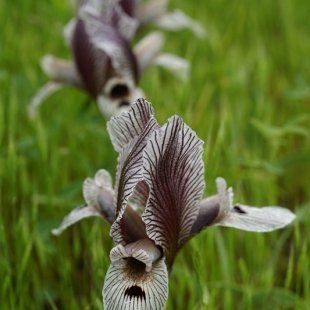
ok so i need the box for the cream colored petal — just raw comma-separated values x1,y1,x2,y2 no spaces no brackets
133,31,164,74
51,205,101,236
214,177,296,232
155,9,207,38
153,53,189,82
94,169,113,188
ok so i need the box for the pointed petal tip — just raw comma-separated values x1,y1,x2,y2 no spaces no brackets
51,228,62,236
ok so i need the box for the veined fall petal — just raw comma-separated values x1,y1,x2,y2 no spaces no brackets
103,239,168,310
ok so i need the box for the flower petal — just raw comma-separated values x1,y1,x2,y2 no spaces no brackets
71,18,110,97
142,116,205,267
83,169,115,223
107,98,155,152
110,239,162,272
136,0,167,27
133,31,164,75
130,180,150,210
218,204,296,232
79,5,138,82
28,81,64,119
40,55,81,86
155,9,207,38
213,177,296,232
154,53,189,82
110,116,159,244
94,168,113,188
189,194,221,236
103,254,168,310
51,205,101,236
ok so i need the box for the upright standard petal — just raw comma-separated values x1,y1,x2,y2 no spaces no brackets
130,180,150,210
110,116,159,244
79,6,138,83
142,116,205,267
203,178,296,232
103,239,168,310
107,98,155,152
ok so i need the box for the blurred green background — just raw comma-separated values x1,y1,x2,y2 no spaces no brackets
1,0,309,309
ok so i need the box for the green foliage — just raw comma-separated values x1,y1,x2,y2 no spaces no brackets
1,0,309,309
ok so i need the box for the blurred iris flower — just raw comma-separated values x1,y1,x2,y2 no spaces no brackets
29,0,206,119
52,98,295,310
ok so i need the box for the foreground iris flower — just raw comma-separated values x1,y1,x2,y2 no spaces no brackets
29,0,196,119
52,99,295,309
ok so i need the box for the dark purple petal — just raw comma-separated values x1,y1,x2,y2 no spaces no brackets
72,18,112,97
107,98,155,152
119,0,138,18
79,6,138,81
142,116,205,267
189,194,220,236
110,116,159,244
71,4,138,98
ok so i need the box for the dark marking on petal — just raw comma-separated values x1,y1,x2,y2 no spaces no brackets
118,101,130,108
110,84,130,99
233,205,247,214
124,285,146,301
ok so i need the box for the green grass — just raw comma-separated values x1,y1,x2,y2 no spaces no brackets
1,0,310,309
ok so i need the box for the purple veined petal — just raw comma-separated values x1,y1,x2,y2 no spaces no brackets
71,17,111,97
79,5,138,82
212,177,296,232
110,116,159,244
133,31,164,75
142,116,205,267
103,239,168,310
153,53,189,82
155,9,207,38
97,77,144,118
110,239,162,272
51,205,102,236
130,180,150,210
109,4,139,41
107,98,155,152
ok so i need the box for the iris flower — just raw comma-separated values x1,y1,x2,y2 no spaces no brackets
52,98,295,309
28,0,205,119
